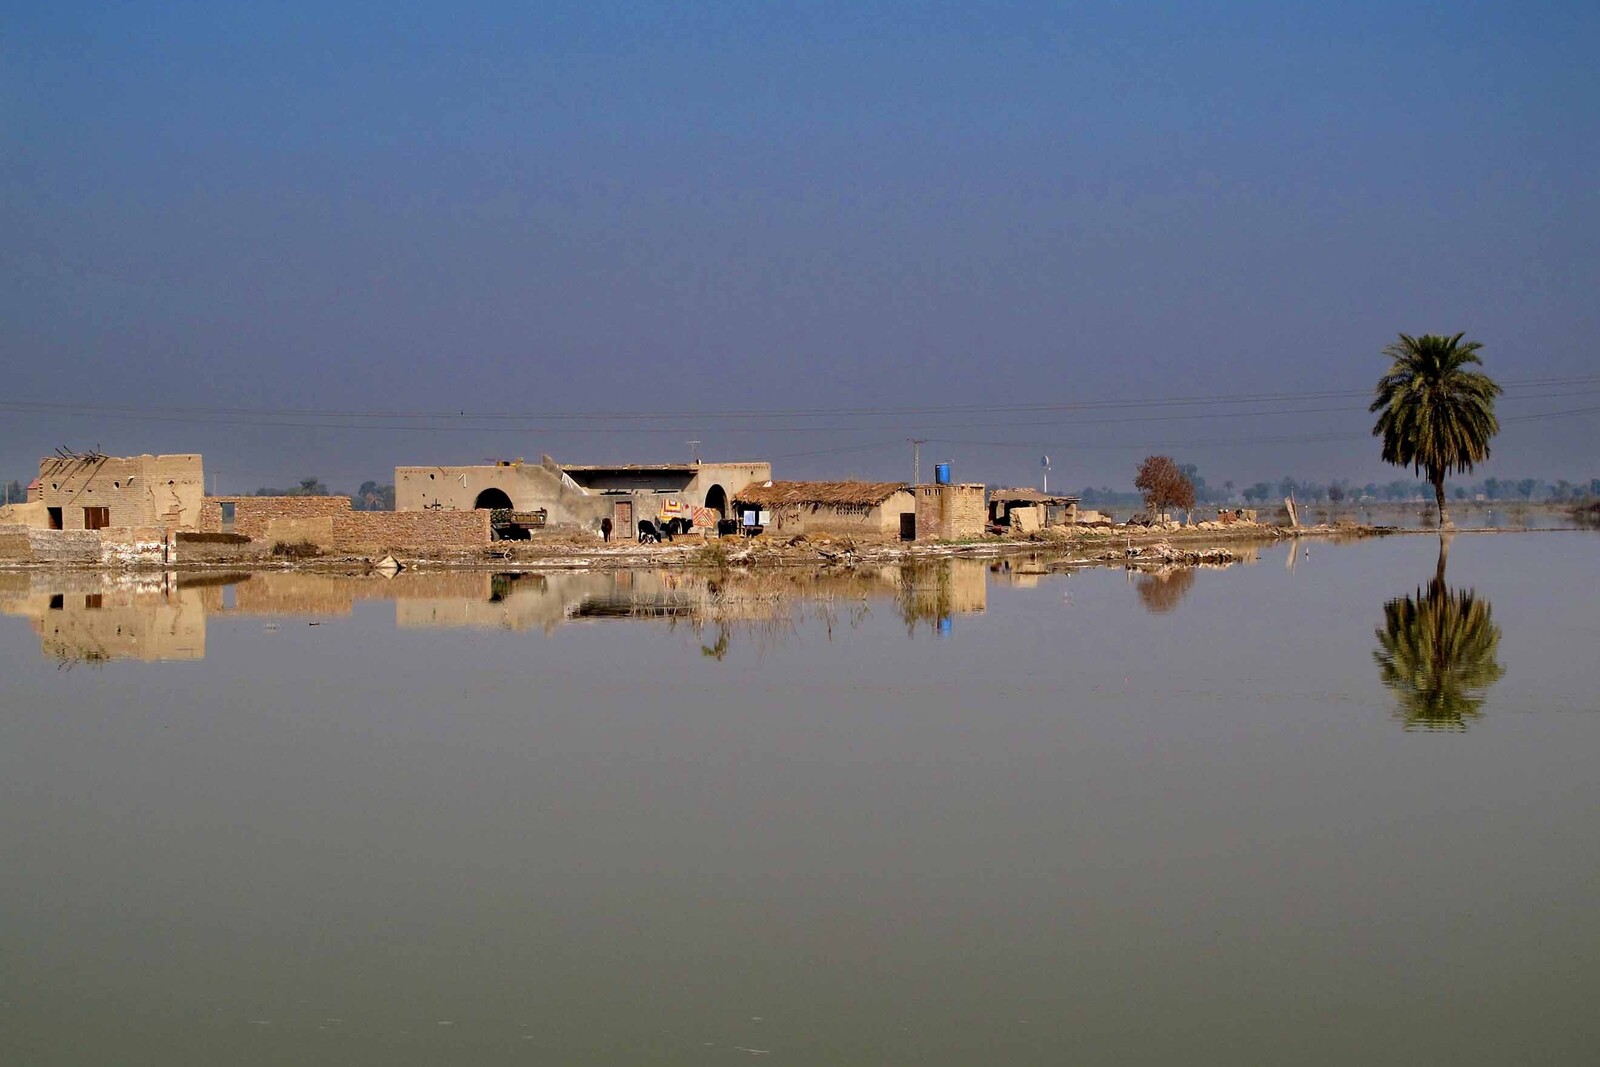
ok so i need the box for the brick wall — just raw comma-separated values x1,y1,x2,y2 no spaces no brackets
914,484,986,540
948,485,986,538
200,496,352,539
198,498,488,552
330,509,490,552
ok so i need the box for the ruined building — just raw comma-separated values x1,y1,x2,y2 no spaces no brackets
33,453,205,532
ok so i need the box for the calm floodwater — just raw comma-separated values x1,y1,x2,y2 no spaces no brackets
2,533,1598,1065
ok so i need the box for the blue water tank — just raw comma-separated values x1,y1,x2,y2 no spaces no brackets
934,462,951,485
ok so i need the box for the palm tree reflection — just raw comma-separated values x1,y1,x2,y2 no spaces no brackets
1373,537,1504,731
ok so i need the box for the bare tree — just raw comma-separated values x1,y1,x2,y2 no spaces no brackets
1134,455,1196,520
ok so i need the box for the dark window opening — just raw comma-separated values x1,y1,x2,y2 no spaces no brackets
49,594,64,610
899,513,917,541
47,507,63,530
83,506,111,530
220,502,235,531
84,594,103,610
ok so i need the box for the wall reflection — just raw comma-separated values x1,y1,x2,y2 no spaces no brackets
0,559,990,663
1373,537,1505,731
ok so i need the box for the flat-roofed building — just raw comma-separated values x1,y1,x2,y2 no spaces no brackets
395,455,771,539
733,481,918,540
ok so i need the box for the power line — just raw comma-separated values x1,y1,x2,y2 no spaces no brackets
0,382,1592,438
919,402,1600,452
1,374,1595,426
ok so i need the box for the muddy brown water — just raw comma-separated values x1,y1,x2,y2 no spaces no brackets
2,532,1597,1064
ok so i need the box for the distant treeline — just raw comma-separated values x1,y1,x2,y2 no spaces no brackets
1077,469,1600,509
6,471,1597,513
238,478,396,511
0,475,396,510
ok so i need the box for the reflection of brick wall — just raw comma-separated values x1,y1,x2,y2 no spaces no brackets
232,573,356,616
331,509,489,551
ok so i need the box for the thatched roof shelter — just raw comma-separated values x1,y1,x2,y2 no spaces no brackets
735,481,909,508
989,487,1079,504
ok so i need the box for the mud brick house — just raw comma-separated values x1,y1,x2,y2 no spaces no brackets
33,453,205,532
395,455,771,538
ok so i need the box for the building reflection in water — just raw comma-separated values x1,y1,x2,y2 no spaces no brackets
0,572,208,664
0,559,990,663
1373,536,1504,731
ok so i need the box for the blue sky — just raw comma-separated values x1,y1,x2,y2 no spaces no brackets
3,1,1596,492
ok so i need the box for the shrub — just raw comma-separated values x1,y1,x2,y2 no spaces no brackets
694,539,732,569
270,540,322,559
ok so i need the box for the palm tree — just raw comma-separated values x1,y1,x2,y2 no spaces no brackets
1370,333,1501,528
1372,537,1505,730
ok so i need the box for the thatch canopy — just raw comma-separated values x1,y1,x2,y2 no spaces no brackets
990,488,1078,504
735,481,909,507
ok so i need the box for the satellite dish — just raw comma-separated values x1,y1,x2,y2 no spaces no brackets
1041,455,1051,468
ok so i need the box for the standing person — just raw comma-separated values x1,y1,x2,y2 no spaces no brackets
600,516,613,543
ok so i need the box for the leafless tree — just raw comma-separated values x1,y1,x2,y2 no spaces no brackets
1134,455,1196,518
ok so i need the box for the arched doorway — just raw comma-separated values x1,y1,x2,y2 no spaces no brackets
474,487,514,510
704,483,727,518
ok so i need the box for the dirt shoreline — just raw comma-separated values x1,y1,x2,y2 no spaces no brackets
4,521,1579,577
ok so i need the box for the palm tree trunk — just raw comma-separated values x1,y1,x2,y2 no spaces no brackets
1433,473,1451,529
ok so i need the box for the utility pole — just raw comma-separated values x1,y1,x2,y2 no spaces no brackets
211,471,220,497
908,438,927,486
687,440,702,464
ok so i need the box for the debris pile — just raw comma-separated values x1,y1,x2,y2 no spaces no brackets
1093,541,1241,565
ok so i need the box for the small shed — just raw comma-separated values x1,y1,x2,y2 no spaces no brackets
733,481,916,540
988,489,1079,530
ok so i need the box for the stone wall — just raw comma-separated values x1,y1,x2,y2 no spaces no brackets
98,527,171,567
173,531,260,564
0,526,103,564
